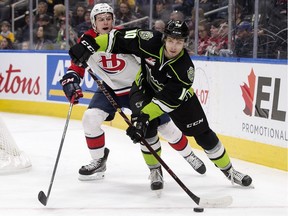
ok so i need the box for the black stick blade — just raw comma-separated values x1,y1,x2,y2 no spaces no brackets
38,191,47,206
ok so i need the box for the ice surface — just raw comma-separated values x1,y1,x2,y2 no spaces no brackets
0,112,287,216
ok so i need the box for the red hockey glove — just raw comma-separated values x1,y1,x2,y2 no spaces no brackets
126,113,150,143
60,72,83,104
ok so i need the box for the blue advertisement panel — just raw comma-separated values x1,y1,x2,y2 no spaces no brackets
46,54,97,105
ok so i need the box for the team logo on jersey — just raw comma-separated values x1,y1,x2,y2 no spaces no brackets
135,100,144,108
145,57,156,66
187,66,195,82
139,31,153,40
98,54,126,74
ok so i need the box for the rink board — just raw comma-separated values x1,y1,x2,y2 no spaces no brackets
0,100,286,171
0,51,287,171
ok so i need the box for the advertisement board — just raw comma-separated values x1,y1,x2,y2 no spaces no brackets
46,54,97,104
192,59,287,148
0,52,287,170
0,53,47,101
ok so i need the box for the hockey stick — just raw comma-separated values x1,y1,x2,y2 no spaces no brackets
87,67,233,208
38,96,75,206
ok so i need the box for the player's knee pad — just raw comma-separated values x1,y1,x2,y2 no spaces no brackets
158,120,182,143
82,108,109,137
194,129,219,150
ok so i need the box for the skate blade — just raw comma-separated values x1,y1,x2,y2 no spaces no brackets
153,189,162,198
78,172,105,181
231,182,255,189
241,183,255,189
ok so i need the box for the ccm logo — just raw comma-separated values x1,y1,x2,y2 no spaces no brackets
81,40,96,53
187,118,204,128
61,77,74,85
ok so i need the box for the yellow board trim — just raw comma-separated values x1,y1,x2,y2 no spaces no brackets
48,89,94,99
0,99,287,171
187,136,287,171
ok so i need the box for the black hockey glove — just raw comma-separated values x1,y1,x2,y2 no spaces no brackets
69,34,100,67
60,72,83,104
126,113,150,143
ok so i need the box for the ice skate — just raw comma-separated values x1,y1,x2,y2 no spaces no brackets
78,148,110,181
223,167,252,187
149,167,163,197
184,152,206,174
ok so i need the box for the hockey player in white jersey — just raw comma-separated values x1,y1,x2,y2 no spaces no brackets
60,3,206,192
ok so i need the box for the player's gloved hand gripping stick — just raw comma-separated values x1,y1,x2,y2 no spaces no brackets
126,113,150,143
60,72,83,104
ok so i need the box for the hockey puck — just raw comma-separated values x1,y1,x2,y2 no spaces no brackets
193,207,204,212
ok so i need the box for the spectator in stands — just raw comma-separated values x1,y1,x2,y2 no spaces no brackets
190,7,206,24
217,20,230,56
153,0,171,23
75,8,92,37
35,1,52,24
117,0,136,10
71,4,86,28
234,21,253,58
37,14,58,42
205,19,223,56
55,17,77,50
15,11,34,43
186,12,210,56
186,7,206,46
115,2,138,27
69,0,86,10
197,22,211,55
33,26,54,50
47,0,64,15
0,0,13,23
0,21,14,43
172,0,194,16
219,20,229,38
0,37,14,49
153,19,165,33
235,4,244,26
21,41,29,50
53,3,66,31
262,0,287,58
135,0,150,17
172,0,184,12
234,20,267,58
169,10,185,21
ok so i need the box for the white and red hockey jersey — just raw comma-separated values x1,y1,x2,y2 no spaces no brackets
68,29,140,96
87,52,140,96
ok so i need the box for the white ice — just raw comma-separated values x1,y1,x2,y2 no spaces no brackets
0,112,287,216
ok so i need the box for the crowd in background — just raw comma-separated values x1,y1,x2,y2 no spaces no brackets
0,0,287,59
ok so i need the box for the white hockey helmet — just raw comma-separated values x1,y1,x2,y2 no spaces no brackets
90,3,115,31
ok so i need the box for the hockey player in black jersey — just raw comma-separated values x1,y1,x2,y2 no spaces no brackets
68,19,252,187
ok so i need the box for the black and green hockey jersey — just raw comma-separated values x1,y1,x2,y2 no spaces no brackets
95,28,195,120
